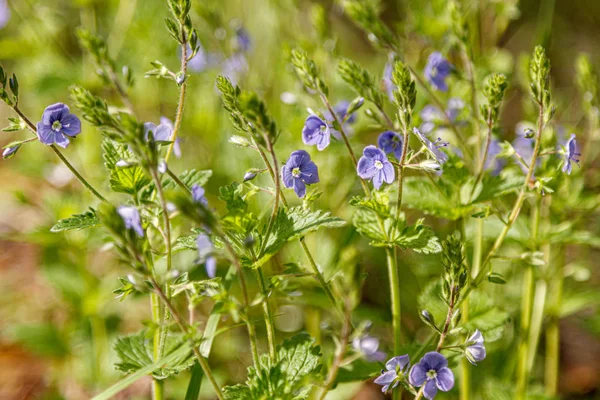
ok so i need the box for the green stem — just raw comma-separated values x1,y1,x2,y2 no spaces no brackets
12,105,107,202
150,292,164,400
318,300,351,400
256,267,276,360
165,29,189,162
545,246,564,395
516,196,541,400
386,248,402,355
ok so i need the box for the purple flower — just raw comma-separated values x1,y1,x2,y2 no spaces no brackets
160,117,181,158
332,101,357,124
281,150,320,198
383,53,396,101
413,127,449,165
424,52,452,92
419,98,464,134
409,352,455,399
378,131,403,160
0,0,9,29
302,115,337,151
36,103,82,148
221,53,248,86
197,234,216,278
117,206,144,237
484,139,505,176
236,27,251,52
465,330,486,365
561,133,580,175
144,121,172,142
352,335,387,362
2,144,19,158
357,146,395,189
374,355,410,393
192,184,208,206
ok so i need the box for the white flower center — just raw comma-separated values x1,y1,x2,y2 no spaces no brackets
292,167,301,178
52,120,63,131
426,370,437,379
319,124,327,133
374,160,383,170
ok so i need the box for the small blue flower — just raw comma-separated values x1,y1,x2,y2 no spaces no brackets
484,139,504,176
409,352,455,399
374,355,410,393
191,184,208,206
281,150,320,198
160,117,181,158
419,98,464,134
118,206,144,237
302,115,337,151
378,131,403,160
197,234,216,278
465,330,486,365
561,133,581,175
352,334,387,362
357,145,395,189
332,100,357,124
144,121,172,142
413,127,449,165
236,27,251,52
36,103,82,148
383,52,396,101
424,52,452,92
2,144,19,158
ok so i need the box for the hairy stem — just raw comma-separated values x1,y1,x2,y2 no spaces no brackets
165,33,189,162
255,267,276,360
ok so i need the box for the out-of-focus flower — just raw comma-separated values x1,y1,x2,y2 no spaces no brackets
561,133,581,175
383,52,396,101
0,0,10,29
352,334,387,362
465,330,486,365
192,184,208,206
378,131,403,160
118,206,144,237
484,139,505,176
221,53,248,86
357,145,395,189
144,121,172,142
413,127,449,165
409,352,454,399
236,27,251,52
36,103,82,148
160,117,181,158
419,98,464,134
281,150,319,198
424,52,452,92
374,355,410,393
197,234,216,278
302,115,337,151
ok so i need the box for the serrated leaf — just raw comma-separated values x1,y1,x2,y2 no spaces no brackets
219,182,248,213
403,177,468,220
392,218,442,254
223,384,252,400
102,140,150,195
163,169,212,190
51,208,100,232
114,330,194,379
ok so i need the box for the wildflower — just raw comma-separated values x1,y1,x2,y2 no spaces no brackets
236,27,251,52
302,114,337,151
409,352,455,399
243,171,258,181
484,139,505,176
187,43,209,73
374,355,410,393
561,133,581,175
419,98,464,134
117,206,144,237
330,100,358,124
413,127,449,164
383,53,396,101
357,145,395,189
191,184,208,206
465,330,486,365
197,234,217,278
160,117,181,158
378,131,403,160
36,103,82,148
352,334,387,362
424,52,452,92
2,144,19,159
281,150,320,198
221,53,248,86
144,121,172,142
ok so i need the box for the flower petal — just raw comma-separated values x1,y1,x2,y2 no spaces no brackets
409,363,427,387
381,161,395,184
36,122,55,145
301,161,320,184
423,379,438,399
435,367,454,392
374,370,397,388
385,354,410,371
60,113,81,136
357,156,377,179
205,256,217,278
292,178,306,198
421,352,448,371
54,133,70,148
372,171,384,189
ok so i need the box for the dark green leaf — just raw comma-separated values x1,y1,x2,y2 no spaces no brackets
51,208,100,232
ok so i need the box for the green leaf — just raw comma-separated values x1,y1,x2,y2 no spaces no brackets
102,140,150,195
219,182,248,213
51,208,100,232
114,330,194,379
559,290,600,317
472,174,524,204
163,169,212,190
402,177,467,220
392,218,442,254
223,385,252,400
184,362,204,400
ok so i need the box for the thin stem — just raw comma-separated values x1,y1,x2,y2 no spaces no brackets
461,101,546,304
11,105,107,202
255,267,276,360
393,128,411,223
318,300,352,400
386,247,402,356
258,135,280,256
545,246,564,396
150,278,225,400
165,34,189,162
470,111,493,199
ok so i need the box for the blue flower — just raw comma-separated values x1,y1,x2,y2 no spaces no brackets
144,121,172,142
383,52,396,101
378,131,403,160
484,139,505,176
419,98,464,134
302,115,337,151
221,53,248,86
160,117,181,158
0,0,9,29
332,100,358,124
561,133,581,175
197,234,216,278
465,330,486,365
36,103,82,148
413,127,449,164
117,206,144,237
2,144,19,159
236,27,251,52
409,352,455,399
357,145,395,189
352,334,387,362
424,52,452,92
191,184,208,206
374,355,410,393
281,150,320,198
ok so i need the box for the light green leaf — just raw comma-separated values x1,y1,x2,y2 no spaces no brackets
102,140,150,195
51,208,100,232
163,169,212,190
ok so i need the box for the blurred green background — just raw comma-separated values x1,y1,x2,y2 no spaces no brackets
0,0,598,399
